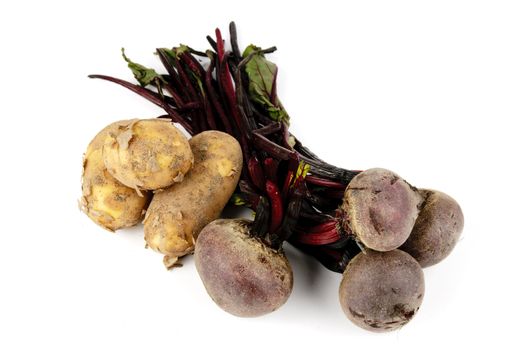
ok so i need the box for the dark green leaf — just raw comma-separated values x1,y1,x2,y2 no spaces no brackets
242,45,289,125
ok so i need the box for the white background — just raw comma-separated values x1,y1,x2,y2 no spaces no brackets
1,1,524,349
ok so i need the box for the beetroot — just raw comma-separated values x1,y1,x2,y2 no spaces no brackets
401,189,464,267
340,168,423,251
339,249,425,332
195,219,293,317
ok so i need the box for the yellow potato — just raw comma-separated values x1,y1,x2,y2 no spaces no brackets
144,130,243,269
80,120,150,231
103,119,193,191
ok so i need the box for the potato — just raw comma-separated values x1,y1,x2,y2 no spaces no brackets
195,219,293,317
339,249,425,332
144,130,243,268
80,120,150,231
103,119,193,191
401,189,464,267
340,168,423,251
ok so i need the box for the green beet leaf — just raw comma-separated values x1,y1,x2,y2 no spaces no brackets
243,45,289,125
121,48,162,87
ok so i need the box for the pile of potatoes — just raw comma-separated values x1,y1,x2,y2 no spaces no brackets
80,119,242,268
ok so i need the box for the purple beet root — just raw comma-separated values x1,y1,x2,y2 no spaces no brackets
401,189,464,267
339,249,425,332
194,219,293,317
340,168,423,251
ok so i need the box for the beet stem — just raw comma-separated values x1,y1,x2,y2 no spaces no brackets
266,180,283,234
306,175,347,189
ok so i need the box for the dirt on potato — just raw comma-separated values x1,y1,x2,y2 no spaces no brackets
80,120,150,231
143,131,242,268
103,119,193,191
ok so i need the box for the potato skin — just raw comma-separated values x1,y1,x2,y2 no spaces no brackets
144,131,242,267
195,219,293,317
80,120,150,231
339,249,425,332
401,189,464,267
340,168,423,251
103,119,193,191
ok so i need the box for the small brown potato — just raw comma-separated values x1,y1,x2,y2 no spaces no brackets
144,130,242,268
80,120,150,231
195,219,293,317
401,189,464,268
103,119,193,191
340,168,423,251
339,249,425,332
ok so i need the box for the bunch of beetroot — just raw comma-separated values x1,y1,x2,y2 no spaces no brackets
90,22,464,332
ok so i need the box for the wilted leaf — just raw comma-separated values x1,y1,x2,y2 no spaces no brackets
122,48,162,87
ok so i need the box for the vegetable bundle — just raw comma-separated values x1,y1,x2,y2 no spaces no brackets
82,22,464,332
